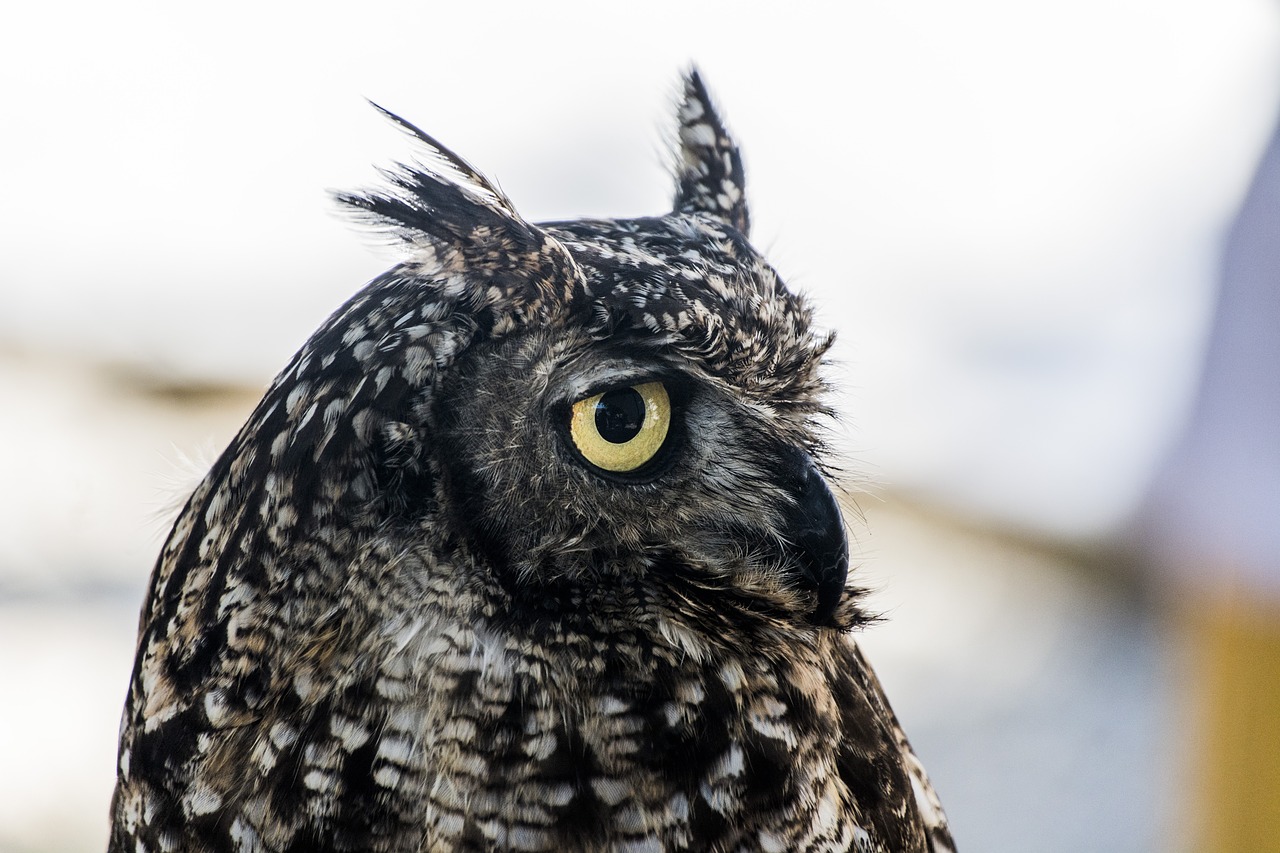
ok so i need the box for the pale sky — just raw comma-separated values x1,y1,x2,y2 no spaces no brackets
4,0,1279,538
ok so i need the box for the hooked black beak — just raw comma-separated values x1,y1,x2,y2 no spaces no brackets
778,449,849,626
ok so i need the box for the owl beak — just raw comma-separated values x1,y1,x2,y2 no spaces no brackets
780,452,849,627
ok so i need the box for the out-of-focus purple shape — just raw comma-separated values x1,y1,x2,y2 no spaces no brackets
1143,114,1280,591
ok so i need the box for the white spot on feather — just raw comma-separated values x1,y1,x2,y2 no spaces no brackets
711,741,744,780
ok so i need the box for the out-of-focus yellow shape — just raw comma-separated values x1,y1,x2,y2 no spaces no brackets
1189,586,1280,853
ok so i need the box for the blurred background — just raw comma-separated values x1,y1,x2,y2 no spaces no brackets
3,1,1279,851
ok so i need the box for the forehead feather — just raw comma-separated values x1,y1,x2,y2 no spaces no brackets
545,214,831,404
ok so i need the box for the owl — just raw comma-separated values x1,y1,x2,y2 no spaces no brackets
108,71,955,853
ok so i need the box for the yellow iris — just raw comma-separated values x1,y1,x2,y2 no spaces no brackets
569,381,671,473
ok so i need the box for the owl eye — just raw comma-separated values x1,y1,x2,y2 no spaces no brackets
569,381,672,473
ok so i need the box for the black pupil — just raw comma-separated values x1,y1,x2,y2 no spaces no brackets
595,388,646,444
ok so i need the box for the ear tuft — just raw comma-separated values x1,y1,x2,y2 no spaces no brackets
333,103,583,321
333,104,529,262
671,69,750,236
363,101,519,216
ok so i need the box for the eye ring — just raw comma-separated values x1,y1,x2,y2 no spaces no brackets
569,381,671,474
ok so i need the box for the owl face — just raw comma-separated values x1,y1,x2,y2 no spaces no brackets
431,227,850,628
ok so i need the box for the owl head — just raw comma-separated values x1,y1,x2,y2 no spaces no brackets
200,72,855,651
323,70,856,631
